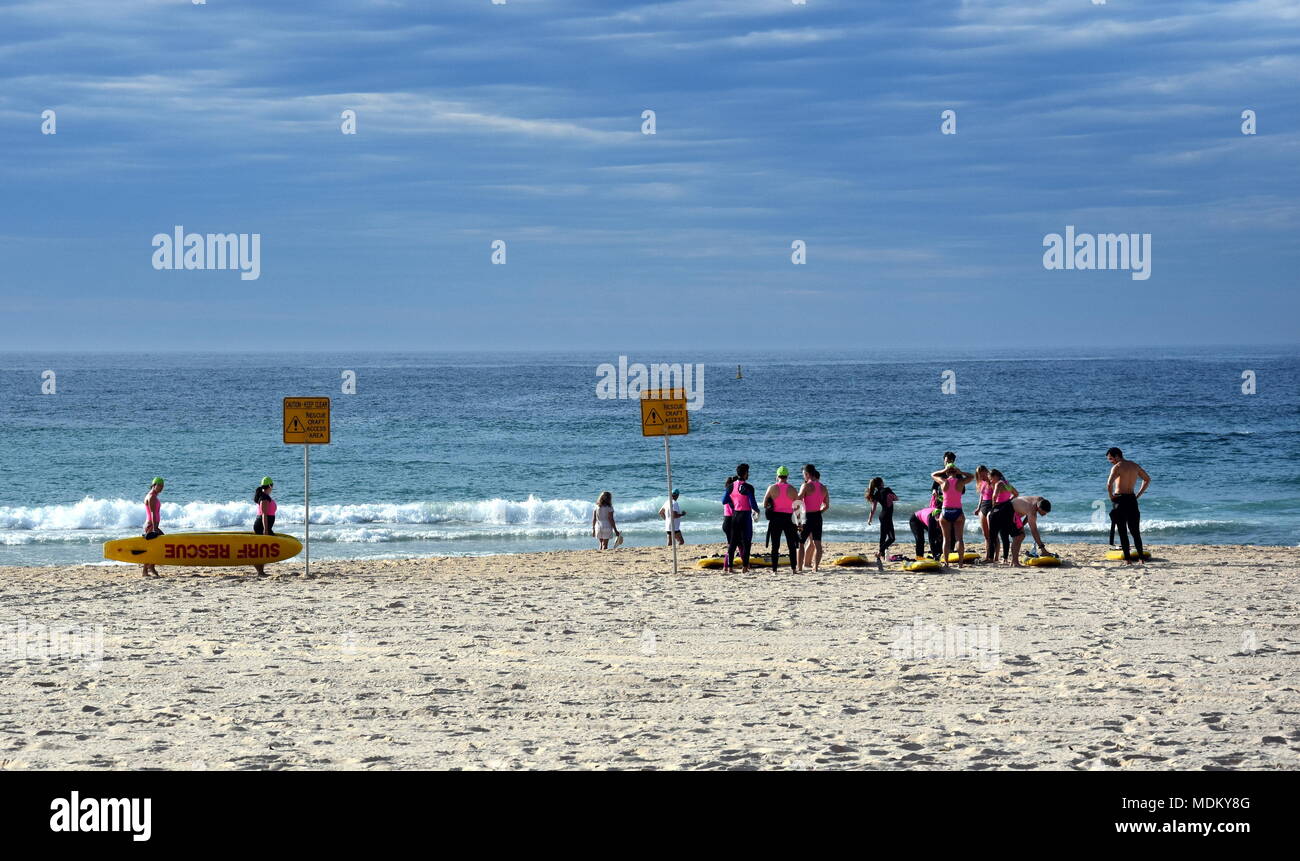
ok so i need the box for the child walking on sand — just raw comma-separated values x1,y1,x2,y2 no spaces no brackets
592,491,620,549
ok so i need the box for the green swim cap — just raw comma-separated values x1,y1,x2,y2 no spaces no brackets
261,476,274,486
151,477,164,486
776,466,789,477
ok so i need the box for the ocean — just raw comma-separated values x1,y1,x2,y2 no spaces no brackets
1,348,1296,566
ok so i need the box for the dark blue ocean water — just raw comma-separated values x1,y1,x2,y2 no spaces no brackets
1,348,1296,565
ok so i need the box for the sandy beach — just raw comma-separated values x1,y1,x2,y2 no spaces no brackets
1,542,1296,771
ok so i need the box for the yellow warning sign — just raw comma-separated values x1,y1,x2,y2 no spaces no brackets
283,397,331,444
640,389,689,437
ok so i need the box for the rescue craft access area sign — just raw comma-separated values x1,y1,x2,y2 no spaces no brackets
640,389,689,437
283,397,331,444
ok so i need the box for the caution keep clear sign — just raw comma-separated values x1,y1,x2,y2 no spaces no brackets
283,397,331,444
640,388,689,437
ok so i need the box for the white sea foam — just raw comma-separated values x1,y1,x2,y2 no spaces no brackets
0,497,1247,545
0,495,674,537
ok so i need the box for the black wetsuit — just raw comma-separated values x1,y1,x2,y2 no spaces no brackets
870,488,896,556
909,510,942,559
729,514,752,567
253,492,276,535
768,487,800,572
769,512,799,571
724,482,757,568
989,501,1020,560
1110,493,1143,560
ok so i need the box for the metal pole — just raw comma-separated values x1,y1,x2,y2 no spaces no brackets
664,433,677,575
304,443,310,577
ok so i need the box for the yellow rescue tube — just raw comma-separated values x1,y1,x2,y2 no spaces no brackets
946,551,981,562
903,558,941,572
833,555,873,567
1105,550,1151,561
103,532,303,567
1025,555,1061,567
696,557,726,569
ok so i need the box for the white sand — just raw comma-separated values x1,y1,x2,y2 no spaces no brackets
1,542,1296,770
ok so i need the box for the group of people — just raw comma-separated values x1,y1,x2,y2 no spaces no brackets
720,463,832,573
591,447,1153,572
139,476,279,575
904,456,1053,570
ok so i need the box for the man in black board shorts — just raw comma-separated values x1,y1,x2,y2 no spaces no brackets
1106,447,1151,563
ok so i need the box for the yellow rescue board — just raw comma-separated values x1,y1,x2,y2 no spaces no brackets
103,532,303,567
1105,549,1151,561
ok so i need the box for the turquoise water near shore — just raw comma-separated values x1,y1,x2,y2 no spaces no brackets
1,347,1296,565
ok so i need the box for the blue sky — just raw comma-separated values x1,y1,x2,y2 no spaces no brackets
1,0,1297,350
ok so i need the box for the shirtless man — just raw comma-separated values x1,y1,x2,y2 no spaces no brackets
1004,495,1052,567
1106,447,1151,563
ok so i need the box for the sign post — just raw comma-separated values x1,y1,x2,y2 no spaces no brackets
283,397,331,576
640,389,689,575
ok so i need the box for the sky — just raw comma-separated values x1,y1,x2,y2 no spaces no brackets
1,0,1298,351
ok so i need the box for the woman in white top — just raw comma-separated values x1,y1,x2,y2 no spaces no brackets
591,491,620,549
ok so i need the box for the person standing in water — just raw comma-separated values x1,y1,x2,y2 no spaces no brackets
658,489,686,546
1106,447,1151,563
763,466,801,574
864,476,896,566
724,464,759,572
797,464,830,572
141,477,165,577
252,477,277,576
591,491,620,549
930,463,974,568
